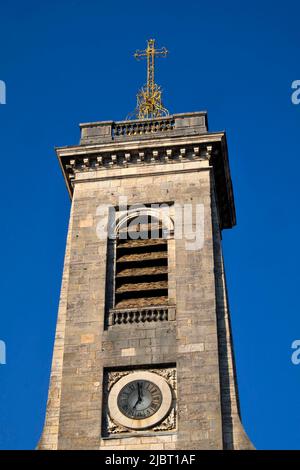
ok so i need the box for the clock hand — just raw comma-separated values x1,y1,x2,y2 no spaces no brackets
132,397,141,409
133,384,142,410
137,383,142,401
139,382,143,400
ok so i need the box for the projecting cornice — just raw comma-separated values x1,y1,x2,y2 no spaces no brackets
55,112,236,229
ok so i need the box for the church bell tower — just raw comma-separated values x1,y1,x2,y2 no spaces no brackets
38,40,253,450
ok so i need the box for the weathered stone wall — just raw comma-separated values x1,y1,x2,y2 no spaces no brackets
38,203,75,449
38,129,253,449
210,174,254,449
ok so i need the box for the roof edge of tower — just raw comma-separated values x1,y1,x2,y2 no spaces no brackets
55,122,236,230
77,111,208,146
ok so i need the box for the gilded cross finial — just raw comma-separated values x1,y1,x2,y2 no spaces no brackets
127,39,169,120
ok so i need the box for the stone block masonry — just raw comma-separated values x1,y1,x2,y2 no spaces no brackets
38,112,253,450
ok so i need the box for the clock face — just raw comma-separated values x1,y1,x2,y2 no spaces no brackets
117,380,162,419
108,370,173,430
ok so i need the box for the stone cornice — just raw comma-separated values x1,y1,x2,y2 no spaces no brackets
56,131,223,157
55,115,236,229
56,138,217,198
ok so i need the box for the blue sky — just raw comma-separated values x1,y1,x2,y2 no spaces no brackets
0,0,300,450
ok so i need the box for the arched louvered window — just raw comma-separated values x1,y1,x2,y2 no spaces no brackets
105,206,176,327
115,214,168,309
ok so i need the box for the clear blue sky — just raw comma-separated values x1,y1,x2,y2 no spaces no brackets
0,0,299,450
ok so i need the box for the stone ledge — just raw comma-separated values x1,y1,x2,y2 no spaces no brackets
79,111,208,145
108,305,176,326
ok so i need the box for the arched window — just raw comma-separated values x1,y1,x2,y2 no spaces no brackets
106,205,175,326
115,213,168,309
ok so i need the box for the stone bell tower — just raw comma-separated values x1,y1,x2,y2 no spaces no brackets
38,40,253,450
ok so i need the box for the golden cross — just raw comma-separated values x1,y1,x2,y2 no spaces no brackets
128,39,169,120
134,39,168,98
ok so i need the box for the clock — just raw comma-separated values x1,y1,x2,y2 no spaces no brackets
117,379,162,419
108,371,173,430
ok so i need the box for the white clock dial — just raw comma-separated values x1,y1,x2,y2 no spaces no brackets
108,371,172,430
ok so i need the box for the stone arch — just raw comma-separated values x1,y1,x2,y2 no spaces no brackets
113,206,174,239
